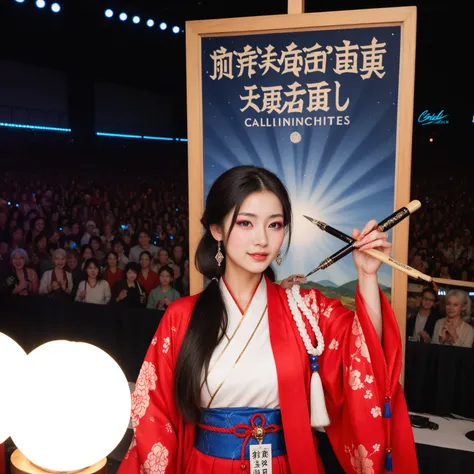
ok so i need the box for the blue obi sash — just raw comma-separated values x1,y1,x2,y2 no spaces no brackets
195,407,286,460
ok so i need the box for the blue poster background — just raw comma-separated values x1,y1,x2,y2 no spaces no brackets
202,27,401,301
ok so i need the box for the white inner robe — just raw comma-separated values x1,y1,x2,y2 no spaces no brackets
200,277,280,409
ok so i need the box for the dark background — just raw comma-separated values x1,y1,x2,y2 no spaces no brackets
0,0,470,176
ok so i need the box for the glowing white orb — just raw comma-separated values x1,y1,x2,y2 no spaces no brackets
10,340,131,472
0,333,27,443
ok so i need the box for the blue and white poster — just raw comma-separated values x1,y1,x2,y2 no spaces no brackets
202,27,401,307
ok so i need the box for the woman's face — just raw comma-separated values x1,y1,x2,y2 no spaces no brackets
67,255,78,269
107,253,118,268
54,254,66,269
159,270,172,287
35,219,45,232
213,191,285,277
12,254,25,270
140,254,151,269
91,240,100,251
83,249,93,261
445,295,464,320
113,242,123,255
37,237,47,250
173,246,183,261
126,270,137,282
12,229,23,242
86,264,99,279
159,250,169,265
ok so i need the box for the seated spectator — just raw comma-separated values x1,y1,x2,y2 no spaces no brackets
76,258,111,305
80,220,96,246
66,249,83,298
90,236,105,265
129,229,159,263
112,262,146,308
432,289,474,348
102,251,125,292
39,248,73,297
138,250,160,296
151,248,172,272
407,288,441,342
174,259,190,297
147,265,180,311
80,244,94,270
112,237,129,270
1,249,39,296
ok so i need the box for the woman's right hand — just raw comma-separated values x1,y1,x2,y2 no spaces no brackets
118,289,127,301
51,281,59,291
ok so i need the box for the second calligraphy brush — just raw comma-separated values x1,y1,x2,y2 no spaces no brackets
303,200,421,278
302,216,431,283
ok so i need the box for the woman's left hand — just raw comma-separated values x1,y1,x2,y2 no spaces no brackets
352,220,392,276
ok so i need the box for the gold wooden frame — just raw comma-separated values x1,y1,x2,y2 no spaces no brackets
186,7,417,365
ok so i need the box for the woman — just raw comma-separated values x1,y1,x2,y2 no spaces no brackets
3,249,39,296
174,259,190,297
76,258,111,305
147,265,181,310
118,166,418,474
112,262,146,308
39,248,73,296
432,289,474,348
138,250,160,296
102,251,125,292
90,235,105,265
80,244,94,270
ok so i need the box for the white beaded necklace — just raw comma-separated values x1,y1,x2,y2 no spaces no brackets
286,284,330,428
286,284,325,357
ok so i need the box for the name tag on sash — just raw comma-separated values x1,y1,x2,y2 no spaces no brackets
250,444,272,474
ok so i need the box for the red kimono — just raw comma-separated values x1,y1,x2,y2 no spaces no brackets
118,277,418,473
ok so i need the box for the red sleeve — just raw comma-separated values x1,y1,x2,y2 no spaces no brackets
118,296,197,474
300,287,418,474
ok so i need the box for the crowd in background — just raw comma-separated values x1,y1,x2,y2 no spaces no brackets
0,171,189,310
1,170,473,346
406,175,474,348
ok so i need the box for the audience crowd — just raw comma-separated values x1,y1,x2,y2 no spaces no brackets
406,176,474,347
1,170,473,347
0,171,189,310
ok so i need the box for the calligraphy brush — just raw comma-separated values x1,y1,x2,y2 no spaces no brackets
302,216,432,283
303,200,421,278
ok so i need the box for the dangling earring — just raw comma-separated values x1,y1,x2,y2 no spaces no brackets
276,253,283,266
215,240,224,266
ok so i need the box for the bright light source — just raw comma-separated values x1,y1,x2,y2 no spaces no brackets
159,22,167,30
429,137,434,143
10,341,131,472
172,26,180,34
105,9,113,18
51,2,60,13
132,15,140,24
146,19,154,27
119,12,127,21
14,0,25,3
0,333,27,444
35,0,46,8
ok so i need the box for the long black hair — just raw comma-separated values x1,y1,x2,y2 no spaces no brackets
174,165,292,422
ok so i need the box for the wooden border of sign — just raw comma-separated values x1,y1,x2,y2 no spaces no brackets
186,7,417,373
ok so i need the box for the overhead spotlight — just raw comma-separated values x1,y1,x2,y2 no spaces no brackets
119,12,127,21
105,9,113,18
51,2,60,13
159,22,167,30
172,26,180,34
36,0,46,8
14,0,26,4
146,19,154,27
132,16,140,24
